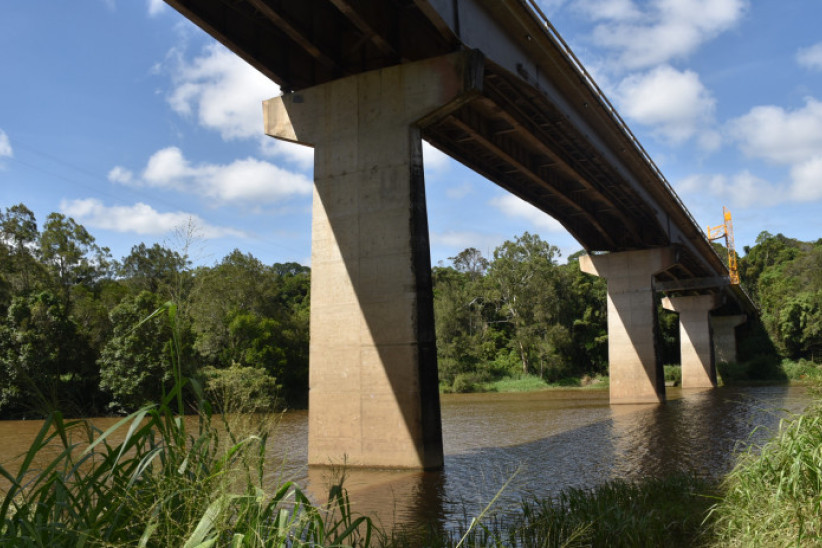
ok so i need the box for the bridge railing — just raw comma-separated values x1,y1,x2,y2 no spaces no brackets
523,0,721,264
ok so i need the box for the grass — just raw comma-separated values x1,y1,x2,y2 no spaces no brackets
0,303,373,547
707,395,822,546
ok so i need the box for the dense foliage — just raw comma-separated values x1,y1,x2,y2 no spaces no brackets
0,204,310,418
2,201,821,417
432,236,608,392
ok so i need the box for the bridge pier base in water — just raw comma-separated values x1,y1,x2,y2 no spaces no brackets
663,295,720,388
711,314,747,365
263,52,481,469
580,248,676,404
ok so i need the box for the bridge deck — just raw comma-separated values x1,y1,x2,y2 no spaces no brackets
165,0,754,311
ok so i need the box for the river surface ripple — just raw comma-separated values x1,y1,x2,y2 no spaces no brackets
0,385,813,532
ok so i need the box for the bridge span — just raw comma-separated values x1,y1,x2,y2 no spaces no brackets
165,0,756,469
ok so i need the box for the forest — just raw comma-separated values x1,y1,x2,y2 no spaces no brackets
1,202,821,418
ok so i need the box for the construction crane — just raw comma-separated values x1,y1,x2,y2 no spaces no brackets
707,206,740,284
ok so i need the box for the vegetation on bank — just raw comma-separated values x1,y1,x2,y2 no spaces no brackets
3,202,821,416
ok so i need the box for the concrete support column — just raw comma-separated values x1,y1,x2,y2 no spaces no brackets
662,295,720,388
711,315,746,364
263,52,482,469
580,248,676,404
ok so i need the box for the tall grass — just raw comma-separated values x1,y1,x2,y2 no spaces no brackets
708,397,822,546
0,303,372,547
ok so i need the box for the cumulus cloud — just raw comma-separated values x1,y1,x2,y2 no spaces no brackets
616,64,716,144
789,157,822,201
430,230,504,256
677,171,781,208
585,0,747,71
0,129,12,158
61,198,245,239
729,98,822,165
166,44,280,141
110,146,312,204
259,138,314,171
423,141,452,173
489,194,566,232
147,0,165,16
445,182,474,200
797,42,822,71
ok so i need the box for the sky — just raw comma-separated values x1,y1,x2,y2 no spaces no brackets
2,0,822,268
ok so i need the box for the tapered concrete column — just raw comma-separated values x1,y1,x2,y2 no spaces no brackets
711,315,746,364
662,295,720,388
580,248,676,404
264,52,482,469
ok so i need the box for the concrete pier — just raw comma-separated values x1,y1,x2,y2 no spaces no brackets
264,52,482,469
580,248,676,404
662,295,720,388
712,314,746,364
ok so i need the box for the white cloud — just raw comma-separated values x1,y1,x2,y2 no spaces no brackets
107,166,133,184
61,198,245,239
430,230,505,256
112,146,312,204
587,0,747,71
575,0,642,22
729,98,822,165
797,42,822,71
676,169,821,208
789,157,822,201
423,141,452,173
616,65,716,144
489,194,566,232
166,44,280,140
259,137,314,171
0,129,12,158
445,182,474,200
147,0,165,16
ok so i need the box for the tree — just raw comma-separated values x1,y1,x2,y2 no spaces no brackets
0,291,95,417
0,203,44,294
487,232,569,377
39,213,111,307
98,291,175,412
118,242,188,298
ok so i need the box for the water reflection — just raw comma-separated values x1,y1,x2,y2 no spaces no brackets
1,386,812,533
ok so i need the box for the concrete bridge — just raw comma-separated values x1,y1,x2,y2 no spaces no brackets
165,0,756,469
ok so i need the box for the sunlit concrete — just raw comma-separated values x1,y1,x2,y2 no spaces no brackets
264,52,482,469
580,248,676,404
712,314,746,364
663,295,720,388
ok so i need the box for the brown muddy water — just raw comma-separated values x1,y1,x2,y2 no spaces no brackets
0,385,813,532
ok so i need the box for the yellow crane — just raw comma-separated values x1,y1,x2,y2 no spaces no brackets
707,206,740,284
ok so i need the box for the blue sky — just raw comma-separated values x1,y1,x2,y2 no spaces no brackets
2,0,821,268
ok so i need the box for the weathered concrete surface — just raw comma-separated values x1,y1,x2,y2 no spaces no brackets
712,314,747,364
580,248,676,404
264,52,482,469
663,295,720,389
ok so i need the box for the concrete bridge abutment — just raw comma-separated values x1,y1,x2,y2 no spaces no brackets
263,52,482,469
662,294,720,388
580,248,676,404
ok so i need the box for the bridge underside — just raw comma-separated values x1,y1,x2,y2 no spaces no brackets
165,0,755,467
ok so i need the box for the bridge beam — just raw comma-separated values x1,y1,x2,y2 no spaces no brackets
662,295,721,388
711,315,747,364
263,51,482,469
580,248,676,404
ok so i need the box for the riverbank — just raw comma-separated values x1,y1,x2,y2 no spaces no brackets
441,358,822,395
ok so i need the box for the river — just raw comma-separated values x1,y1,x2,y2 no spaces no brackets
0,385,813,532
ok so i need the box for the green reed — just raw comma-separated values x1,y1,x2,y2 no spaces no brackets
708,398,822,546
0,303,372,547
